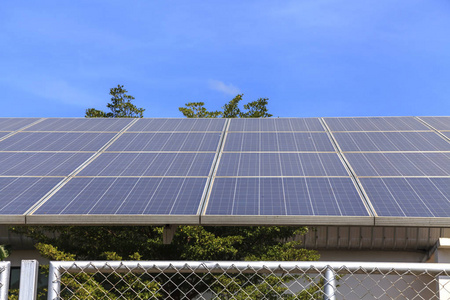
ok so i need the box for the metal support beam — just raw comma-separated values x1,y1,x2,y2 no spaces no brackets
163,225,177,244
0,261,11,300
19,260,39,300
323,266,336,300
47,262,61,300
429,238,450,300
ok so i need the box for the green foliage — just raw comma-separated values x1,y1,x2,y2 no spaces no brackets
85,85,145,118
0,244,10,261
31,241,160,299
213,273,324,299
241,97,272,118
222,94,243,118
11,226,316,262
35,243,75,262
11,226,318,299
179,94,272,118
85,108,108,118
178,102,221,118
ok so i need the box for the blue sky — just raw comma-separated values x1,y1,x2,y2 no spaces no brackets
1,1,449,118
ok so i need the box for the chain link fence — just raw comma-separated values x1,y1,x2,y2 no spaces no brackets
45,261,450,300
0,261,10,300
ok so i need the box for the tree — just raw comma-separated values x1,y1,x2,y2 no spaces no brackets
85,85,144,118
178,102,221,118
179,94,273,118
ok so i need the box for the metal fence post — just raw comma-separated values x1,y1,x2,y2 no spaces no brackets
0,261,11,300
323,266,336,300
47,262,61,300
19,260,39,300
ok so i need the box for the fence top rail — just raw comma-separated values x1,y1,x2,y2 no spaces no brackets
49,261,450,275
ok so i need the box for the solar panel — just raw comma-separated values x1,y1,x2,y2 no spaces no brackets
419,116,450,131
0,177,63,215
360,178,450,217
0,118,41,131
78,153,215,176
333,132,450,151
216,153,348,176
203,117,372,225
33,177,207,215
442,132,450,139
228,118,324,132
0,153,93,176
223,133,335,151
0,132,116,151
24,118,134,132
128,118,226,132
205,178,369,216
107,132,222,152
324,117,430,131
345,153,450,176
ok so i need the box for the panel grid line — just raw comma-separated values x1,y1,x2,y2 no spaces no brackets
198,119,230,219
315,120,344,216
416,116,450,142
320,118,376,218
0,118,46,143
288,119,314,215
274,120,288,215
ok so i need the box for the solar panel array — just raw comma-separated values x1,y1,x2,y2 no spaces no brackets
0,117,449,226
324,116,450,226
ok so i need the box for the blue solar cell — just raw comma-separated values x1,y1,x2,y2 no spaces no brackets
216,153,348,176
0,153,93,176
0,132,116,151
0,132,10,139
206,178,368,216
128,118,226,132
419,117,450,131
360,178,450,217
345,153,450,176
285,178,367,216
0,177,62,215
34,177,207,215
107,132,221,151
0,118,41,131
289,118,325,131
224,133,334,151
442,132,450,139
79,153,215,176
334,132,450,151
228,118,324,132
324,117,430,131
24,118,134,132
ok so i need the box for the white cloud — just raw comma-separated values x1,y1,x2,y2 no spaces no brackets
208,80,240,96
